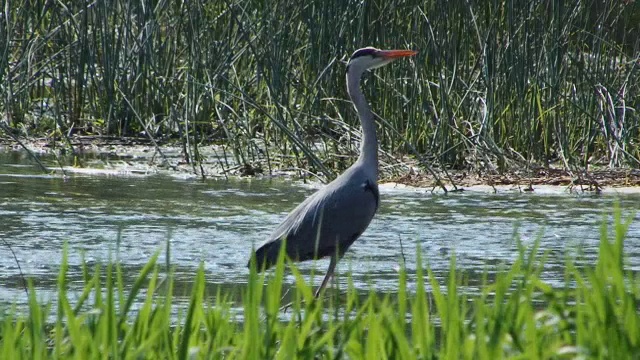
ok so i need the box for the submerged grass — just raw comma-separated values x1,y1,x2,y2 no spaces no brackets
1,1,639,179
1,209,639,358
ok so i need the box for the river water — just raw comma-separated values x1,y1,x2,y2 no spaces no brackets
1,150,639,315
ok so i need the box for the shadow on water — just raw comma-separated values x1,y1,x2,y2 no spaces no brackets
1,150,640,320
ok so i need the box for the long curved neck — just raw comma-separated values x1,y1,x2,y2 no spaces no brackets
346,70,378,179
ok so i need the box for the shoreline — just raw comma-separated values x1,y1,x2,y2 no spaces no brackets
2,135,639,194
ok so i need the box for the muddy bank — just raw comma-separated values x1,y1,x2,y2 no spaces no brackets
389,167,640,194
1,135,639,194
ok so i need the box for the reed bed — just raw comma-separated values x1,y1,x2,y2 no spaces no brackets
1,0,639,178
0,210,639,358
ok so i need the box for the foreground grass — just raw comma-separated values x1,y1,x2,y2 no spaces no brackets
1,211,640,358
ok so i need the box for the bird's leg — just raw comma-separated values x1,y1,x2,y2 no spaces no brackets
314,255,338,298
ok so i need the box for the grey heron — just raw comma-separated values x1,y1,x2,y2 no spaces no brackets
248,47,417,297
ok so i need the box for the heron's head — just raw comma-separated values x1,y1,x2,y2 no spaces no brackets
346,47,417,75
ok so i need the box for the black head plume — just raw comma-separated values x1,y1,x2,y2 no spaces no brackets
349,47,379,61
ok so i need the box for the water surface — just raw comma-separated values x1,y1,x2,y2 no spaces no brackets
1,151,639,315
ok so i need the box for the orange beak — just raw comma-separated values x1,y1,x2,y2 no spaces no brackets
377,49,418,59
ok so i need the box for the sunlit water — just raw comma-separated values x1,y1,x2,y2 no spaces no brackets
1,150,639,319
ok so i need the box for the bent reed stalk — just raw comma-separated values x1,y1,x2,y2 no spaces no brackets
0,209,639,358
1,0,639,179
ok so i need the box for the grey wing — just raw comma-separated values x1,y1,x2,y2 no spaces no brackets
250,178,379,269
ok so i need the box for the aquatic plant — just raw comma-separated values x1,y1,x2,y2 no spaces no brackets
2,0,639,178
0,209,638,358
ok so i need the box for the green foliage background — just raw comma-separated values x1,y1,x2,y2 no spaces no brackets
1,0,639,175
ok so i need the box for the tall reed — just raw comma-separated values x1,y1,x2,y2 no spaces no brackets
2,1,639,178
